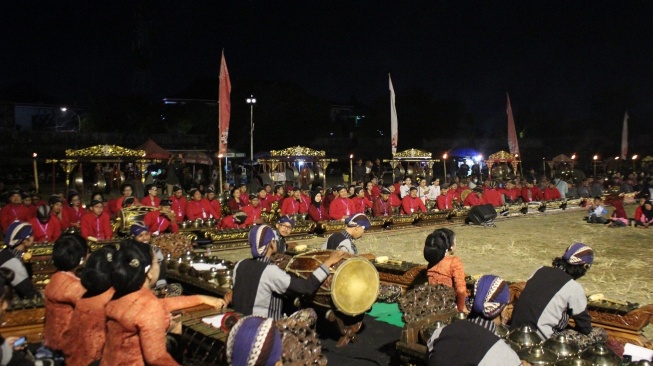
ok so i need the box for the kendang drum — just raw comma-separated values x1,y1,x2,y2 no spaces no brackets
285,250,379,316
117,206,157,233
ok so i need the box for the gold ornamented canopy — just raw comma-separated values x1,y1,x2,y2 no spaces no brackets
392,148,432,159
65,144,146,158
269,145,326,157
484,150,520,174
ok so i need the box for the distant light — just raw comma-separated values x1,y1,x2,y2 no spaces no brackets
60,107,67,112
246,95,256,104
443,153,448,159
632,154,638,160
593,155,598,161
32,153,37,158
514,153,519,158
473,155,483,162
571,154,576,160
349,154,353,159
298,161,304,167
614,156,619,160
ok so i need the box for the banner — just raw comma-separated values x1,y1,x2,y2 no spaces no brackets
389,73,398,154
621,111,629,160
218,50,232,156
506,93,520,156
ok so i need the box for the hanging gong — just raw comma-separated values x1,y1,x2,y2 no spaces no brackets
314,166,326,181
299,167,315,185
73,172,84,191
93,173,107,192
285,166,299,182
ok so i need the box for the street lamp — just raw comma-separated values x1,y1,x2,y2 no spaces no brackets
349,154,354,185
632,154,638,172
32,153,39,193
442,153,448,183
570,153,576,160
60,107,81,132
593,155,599,178
246,96,256,162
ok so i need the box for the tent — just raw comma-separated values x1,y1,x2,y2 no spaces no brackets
180,151,212,165
136,139,171,160
449,147,480,158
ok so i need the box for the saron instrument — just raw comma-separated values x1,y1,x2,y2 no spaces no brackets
285,250,379,317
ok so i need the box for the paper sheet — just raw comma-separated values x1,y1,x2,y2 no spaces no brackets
202,314,226,328
624,343,653,362
191,263,227,271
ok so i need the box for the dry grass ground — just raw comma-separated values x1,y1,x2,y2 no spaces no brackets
219,205,653,337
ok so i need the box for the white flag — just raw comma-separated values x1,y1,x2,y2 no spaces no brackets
389,73,398,154
621,111,628,160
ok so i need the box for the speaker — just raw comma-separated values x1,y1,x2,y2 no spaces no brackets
467,204,497,225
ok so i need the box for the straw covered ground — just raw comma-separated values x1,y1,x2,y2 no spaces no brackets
219,205,653,337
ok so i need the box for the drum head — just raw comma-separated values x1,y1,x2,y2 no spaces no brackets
331,257,379,316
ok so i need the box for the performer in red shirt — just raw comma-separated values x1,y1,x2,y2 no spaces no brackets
0,189,31,232
482,182,504,207
257,187,271,212
299,185,311,212
169,185,187,223
143,199,179,235
372,188,393,218
49,195,72,231
206,187,223,218
141,184,161,208
387,185,402,213
522,182,543,202
227,188,246,213
80,199,113,240
22,194,37,220
242,195,263,226
463,187,484,207
218,211,248,230
186,188,220,221
543,181,562,201
351,187,372,214
500,181,521,203
109,183,140,217
437,184,454,210
269,185,285,205
307,191,327,222
280,189,304,216
401,187,428,214
66,191,86,228
328,186,354,220
29,205,62,243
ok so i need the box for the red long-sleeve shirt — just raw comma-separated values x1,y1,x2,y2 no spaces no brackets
44,271,87,351
208,199,223,218
328,197,354,220
66,206,86,226
241,205,263,226
372,197,392,217
80,212,113,240
143,211,179,234
522,187,543,202
543,187,562,201
401,196,427,214
280,198,302,216
169,196,187,223
29,217,62,243
186,199,220,221
437,193,453,210
351,196,373,214
308,204,327,222
0,204,30,233
141,196,161,208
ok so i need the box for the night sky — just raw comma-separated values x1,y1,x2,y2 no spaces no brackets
2,1,653,123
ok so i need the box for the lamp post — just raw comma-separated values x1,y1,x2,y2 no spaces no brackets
442,153,448,183
60,107,81,132
593,155,598,178
246,95,256,186
32,153,39,193
632,154,638,172
218,154,223,196
349,154,354,185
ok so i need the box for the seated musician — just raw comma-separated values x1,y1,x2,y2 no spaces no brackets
44,234,90,355
510,243,606,346
269,184,285,205
328,185,354,221
109,183,140,217
272,216,294,254
280,188,304,216
351,186,372,214
521,181,543,202
218,211,248,230
436,183,453,210
386,184,402,213
63,245,117,366
257,187,272,212
49,195,71,232
186,187,220,221
372,188,393,217
543,181,562,201
228,225,345,319
307,191,327,222
463,187,484,207
242,194,264,226
80,199,113,240
401,187,428,214
482,180,504,207
226,316,283,366
500,180,521,203
141,184,161,208
143,199,179,235
428,275,523,366
321,213,370,255
29,205,62,243
103,241,225,365
169,185,188,223
206,187,223,218
424,228,467,312
130,223,173,292
0,221,40,299
66,191,85,228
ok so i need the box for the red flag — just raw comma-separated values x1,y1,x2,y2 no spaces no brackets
506,93,520,156
218,50,232,156
621,111,629,160
389,74,398,154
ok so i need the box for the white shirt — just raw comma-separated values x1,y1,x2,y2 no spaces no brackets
427,185,441,200
399,184,411,198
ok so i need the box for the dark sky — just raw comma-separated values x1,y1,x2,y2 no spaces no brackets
2,1,653,121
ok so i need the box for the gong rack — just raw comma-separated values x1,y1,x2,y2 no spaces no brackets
383,148,439,182
46,144,156,196
258,145,337,188
484,150,521,181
